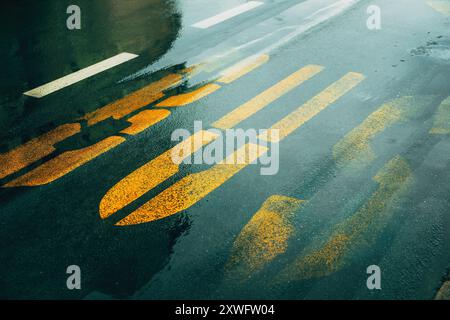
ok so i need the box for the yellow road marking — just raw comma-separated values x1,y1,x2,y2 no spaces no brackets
156,84,221,107
435,280,450,300
217,54,269,84
99,131,219,219
2,54,270,188
334,96,434,167
427,0,450,16
201,54,242,74
0,123,81,180
116,143,268,226
120,110,171,135
277,156,412,282
5,136,125,187
156,55,270,107
430,96,450,134
82,73,182,126
262,72,365,143
213,65,324,129
225,195,305,280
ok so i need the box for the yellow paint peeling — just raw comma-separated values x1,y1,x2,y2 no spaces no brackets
430,96,450,134
225,195,306,280
333,96,433,167
277,156,413,282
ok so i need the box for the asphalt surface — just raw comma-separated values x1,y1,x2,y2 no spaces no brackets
1,0,450,299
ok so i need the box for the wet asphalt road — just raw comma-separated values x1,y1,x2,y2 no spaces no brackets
1,0,450,299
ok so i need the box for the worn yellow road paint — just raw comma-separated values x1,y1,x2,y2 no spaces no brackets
334,96,433,166
435,280,450,300
217,54,270,84
116,143,268,226
212,65,324,129
0,123,81,180
225,195,306,280
430,96,450,134
179,64,204,78
262,72,365,143
427,0,450,16
5,136,125,187
277,156,412,282
156,84,221,107
120,110,171,135
99,130,219,219
82,73,182,126
154,55,270,107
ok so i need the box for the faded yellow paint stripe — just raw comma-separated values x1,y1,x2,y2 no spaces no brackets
430,96,450,134
5,136,125,187
226,195,306,280
263,72,365,143
435,280,450,300
156,84,221,107
334,96,433,166
427,0,450,16
116,143,268,226
82,73,182,126
0,123,81,180
99,130,219,219
277,156,412,282
217,54,270,84
120,109,171,135
213,65,324,129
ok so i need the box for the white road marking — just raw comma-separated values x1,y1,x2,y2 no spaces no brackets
191,1,264,29
24,52,139,98
260,0,360,56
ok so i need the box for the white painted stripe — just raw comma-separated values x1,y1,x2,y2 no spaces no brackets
191,1,264,29
257,0,359,55
24,52,139,98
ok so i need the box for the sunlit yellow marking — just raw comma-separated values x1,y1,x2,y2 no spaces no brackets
116,143,268,226
213,65,324,129
82,73,182,126
99,131,219,219
430,96,450,134
427,0,450,16
262,72,365,143
120,110,171,135
225,195,305,280
180,64,204,77
201,54,241,73
155,84,221,107
334,96,434,166
277,156,412,282
5,136,125,187
217,54,270,84
435,280,450,300
0,123,81,180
